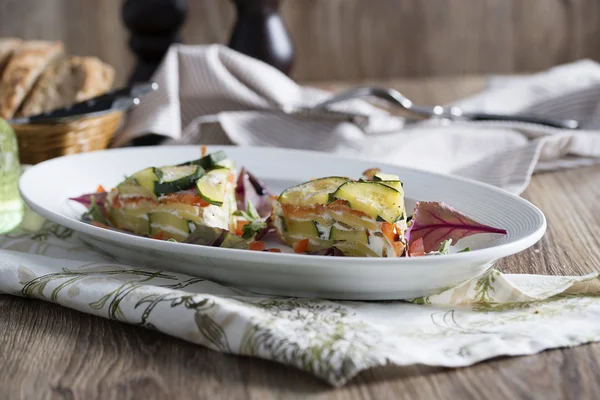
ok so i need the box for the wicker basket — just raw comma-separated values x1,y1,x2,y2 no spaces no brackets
12,110,124,165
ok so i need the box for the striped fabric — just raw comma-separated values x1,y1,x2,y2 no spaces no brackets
114,45,600,195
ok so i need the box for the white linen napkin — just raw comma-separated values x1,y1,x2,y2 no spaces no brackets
2,219,600,387
113,44,600,194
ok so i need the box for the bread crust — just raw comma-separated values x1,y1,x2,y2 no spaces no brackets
0,38,23,77
0,40,64,119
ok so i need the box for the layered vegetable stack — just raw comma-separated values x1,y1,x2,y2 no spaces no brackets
271,171,408,257
105,151,237,242
74,150,506,257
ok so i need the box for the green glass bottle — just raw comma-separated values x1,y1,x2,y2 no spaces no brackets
0,119,23,233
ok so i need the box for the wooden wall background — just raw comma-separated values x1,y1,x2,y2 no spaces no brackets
0,0,599,87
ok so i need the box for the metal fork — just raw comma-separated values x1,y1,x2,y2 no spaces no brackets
311,86,580,130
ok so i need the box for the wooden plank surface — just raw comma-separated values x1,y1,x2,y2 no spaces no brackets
1,76,600,399
1,0,600,85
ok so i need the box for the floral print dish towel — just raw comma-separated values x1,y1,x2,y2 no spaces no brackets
1,220,600,387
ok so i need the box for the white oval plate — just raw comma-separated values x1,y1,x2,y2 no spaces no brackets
20,146,546,300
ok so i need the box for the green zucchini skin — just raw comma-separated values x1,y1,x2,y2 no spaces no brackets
178,150,227,169
117,150,233,199
119,165,206,197
154,165,205,194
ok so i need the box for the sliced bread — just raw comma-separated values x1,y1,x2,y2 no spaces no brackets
16,57,77,117
0,38,23,78
0,40,64,119
69,56,115,102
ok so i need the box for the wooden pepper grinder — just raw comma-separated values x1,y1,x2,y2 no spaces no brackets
229,0,295,75
122,0,188,84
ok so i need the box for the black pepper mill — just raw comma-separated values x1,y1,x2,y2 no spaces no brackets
122,0,188,84
229,0,295,75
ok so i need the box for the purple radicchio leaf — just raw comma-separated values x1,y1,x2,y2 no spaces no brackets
69,192,108,208
236,167,273,218
70,192,109,224
406,201,507,253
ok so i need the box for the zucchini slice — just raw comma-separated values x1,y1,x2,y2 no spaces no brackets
149,212,191,241
154,165,204,194
330,181,404,224
285,219,321,239
373,172,399,181
278,177,350,206
116,167,162,199
329,226,368,243
116,179,156,199
196,169,230,206
213,158,235,170
109,208,150,236
133,167,162,193
373,173,403,191
155,203,204,223
179,150,227,170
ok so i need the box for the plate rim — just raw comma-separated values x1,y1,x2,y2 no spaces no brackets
19,145,547,267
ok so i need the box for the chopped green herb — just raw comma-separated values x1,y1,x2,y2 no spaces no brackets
82,195,108,225
437,239,452,255
233,200,267,240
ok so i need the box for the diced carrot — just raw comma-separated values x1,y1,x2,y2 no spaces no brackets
408,238,425,256
91,221,110,229
235,220,249,236
152,232,165,240
164,192,209,207
249,241,266,251
201,145,207,157
293,239,310,254
227,172,235,184
267,248,282,253
96,185,106,193
381,222,397,242
391,241,405,256
182,193,197,204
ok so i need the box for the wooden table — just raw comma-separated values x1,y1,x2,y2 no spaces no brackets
2,77,600,399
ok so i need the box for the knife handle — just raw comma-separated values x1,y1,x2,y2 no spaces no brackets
465,112,580,130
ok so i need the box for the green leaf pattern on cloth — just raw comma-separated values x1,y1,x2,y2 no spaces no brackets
2,221,600,387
